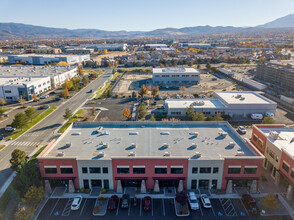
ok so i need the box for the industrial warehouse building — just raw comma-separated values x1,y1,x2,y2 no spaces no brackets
79,43,128,51
0,65,78,88
0,76,51,101
164,91,277,118
153,67,200,86
38,121,263,194
8,54,90,65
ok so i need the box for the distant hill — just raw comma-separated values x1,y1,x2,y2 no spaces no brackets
257,14,294,28
0,14,294,40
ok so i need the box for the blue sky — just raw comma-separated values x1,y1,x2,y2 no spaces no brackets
1,0,294,31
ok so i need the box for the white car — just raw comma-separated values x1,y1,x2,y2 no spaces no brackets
40,94,49,99
71,196,83,210
188,192,199,210
265,112,274,118
238,126,247,134
200,194,212,208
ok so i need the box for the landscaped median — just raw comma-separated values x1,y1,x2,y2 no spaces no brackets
58,109,84,133
92,195,109,216
4,106,57,140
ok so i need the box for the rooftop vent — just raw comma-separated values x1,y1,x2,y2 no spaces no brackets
189,132,199,137
129,132,139,135
98,151,105,157
128,151,136,156
291,137,294,143
71,132,81,135
269,131,279,139
57,151,64,157
236,151,245,156
160,132,170,135
163,143,169,148
195,152,201,157
229,142,236,147
240,96,245,101
65,142,71,147
102,130,110,135
103,143,108,148
163,151,171,156
191,143,197,149
97,126,103,133
235,94,242,98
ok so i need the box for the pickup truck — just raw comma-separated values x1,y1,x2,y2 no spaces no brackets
242,194,260,215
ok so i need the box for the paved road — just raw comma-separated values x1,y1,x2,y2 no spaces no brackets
0,69,112,187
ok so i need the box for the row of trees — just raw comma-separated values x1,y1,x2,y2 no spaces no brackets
10,149,43,220
138,85,159,98
11,107,38,130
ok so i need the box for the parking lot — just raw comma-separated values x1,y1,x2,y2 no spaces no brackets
36,196,289,220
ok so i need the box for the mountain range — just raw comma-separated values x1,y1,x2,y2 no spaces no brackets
0,14,294,40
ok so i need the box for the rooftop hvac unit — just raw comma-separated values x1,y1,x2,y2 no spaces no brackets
65,142,71,147
236,151,245,156
189,132,199,137
97,126,103,133
71,132,81,135
235,94,242,98
219,131,228,137
195,152,201,157
291,137,294,143
103,143,108,148
128,151,136,156
131,143,137,148
229,142,236,147
240,96,245,101
163,152,171,156
57,151,64,157
160,132,170,135
163,143,169,148
102,130,110,135
198,101,205,106
129,132,139,135
269,131,279,139
191,143,197,148
98,151,105,157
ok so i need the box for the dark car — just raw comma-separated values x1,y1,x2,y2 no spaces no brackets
33,98,40,102
0,136,4,140
143,196,152,211
121,194,129,209
88,89,93,93
108,195,119,211
242,194,260,215
55,97,61,101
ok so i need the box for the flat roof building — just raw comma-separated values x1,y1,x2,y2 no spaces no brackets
0,65,78,88
38,121,263,193
8,54,90,65
251,124,294,200
153,67,200,86
0,76,51,101
80,44,127,51
165,91,277,119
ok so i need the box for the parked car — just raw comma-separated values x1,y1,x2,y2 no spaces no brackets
188,192,199,210
265,112,274,118
5,126,16,132
43,104,50,109
166,96,170,99
158,96,162,100
33,98,40,102
88,89,93,93
0,136,4,140
238,126,247,134
40,94,49,99
108,195,119,211
55,97,61,101
121,194,129,209
143,196,152,211
242,194,260,215
71,196,83,210
251,113,263,120
176,94,181,99
190,95,195,99
0,114,9,118
200,194,212,208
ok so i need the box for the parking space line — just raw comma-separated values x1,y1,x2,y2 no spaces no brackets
162,199,165,216
140,197,142,216
80,198,87,216
240,199,249,216
62,198,73,216
151,198,154,216
50,198,60,216
211,204,216,216
128,200,131,216
199,202,203,216
116,198,120,216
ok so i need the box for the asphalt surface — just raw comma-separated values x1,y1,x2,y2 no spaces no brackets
0,69,112,187
37,197,291,220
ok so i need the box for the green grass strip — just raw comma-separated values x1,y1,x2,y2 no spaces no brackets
58,109,84,133
5,106,57,140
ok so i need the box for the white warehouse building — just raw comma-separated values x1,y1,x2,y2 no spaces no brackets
0,65,78,88
153,67,200,86
80,44,128,51
164,91,277,119
0,76,51,102
8,54,90,65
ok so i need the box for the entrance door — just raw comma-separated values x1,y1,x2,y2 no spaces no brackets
91,179,102,187
49,179,69,188
121,179,141,187
83,179,89,189
159,179,179,188
198,179,209,189
103,179,109,189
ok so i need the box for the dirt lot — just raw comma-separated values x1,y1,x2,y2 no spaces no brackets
114,72,236,98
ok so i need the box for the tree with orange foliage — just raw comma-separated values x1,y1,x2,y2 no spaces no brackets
103,49,108,55
139,84,149,98
78,66,84,75
123,108,131,119
62,88,70,99
151,86,159,98
32,93,38,101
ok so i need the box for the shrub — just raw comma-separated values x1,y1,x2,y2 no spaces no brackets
84,188,90,194
182,206,189,214
98,195,103,200
80,188,85,193
93,206,99,214
175,192,187,206
101,188,108,194
40,105,44,109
